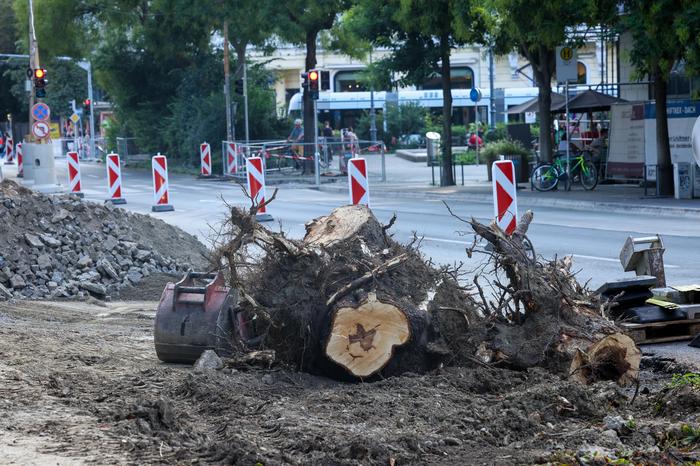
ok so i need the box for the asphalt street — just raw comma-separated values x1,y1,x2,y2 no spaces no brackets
8,158,700,291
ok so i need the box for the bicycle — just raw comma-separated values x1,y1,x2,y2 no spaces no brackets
530,150,598,192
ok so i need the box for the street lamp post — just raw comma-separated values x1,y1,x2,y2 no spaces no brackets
77,61,96,160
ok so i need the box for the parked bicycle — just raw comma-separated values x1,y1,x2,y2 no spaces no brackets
530,151,598,192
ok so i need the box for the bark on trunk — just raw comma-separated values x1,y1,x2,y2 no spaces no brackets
440,31,455,186
654,65,674,196
531,46,554,162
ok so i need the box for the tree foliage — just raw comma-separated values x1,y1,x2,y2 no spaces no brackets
342,0,489,185
6,0,288,162
491,0,617,162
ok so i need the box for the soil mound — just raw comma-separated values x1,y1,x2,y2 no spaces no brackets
0,179,207,300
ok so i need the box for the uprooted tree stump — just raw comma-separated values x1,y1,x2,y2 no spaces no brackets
211,202,640,385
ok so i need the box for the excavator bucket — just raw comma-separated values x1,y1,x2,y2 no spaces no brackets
154,271,249,364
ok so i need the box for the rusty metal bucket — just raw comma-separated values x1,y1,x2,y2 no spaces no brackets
154,271,247,364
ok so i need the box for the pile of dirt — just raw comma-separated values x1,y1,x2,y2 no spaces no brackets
0,298,697,465
0,179,208,300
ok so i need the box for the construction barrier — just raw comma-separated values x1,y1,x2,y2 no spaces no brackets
225,142,238,176
492,160,518,235
4,136,13,164
67,151,84,198
16,143,23,178
200,142,211,177
246,156,272,222
151,153,174,212
106,153,127,204
348,158,370,207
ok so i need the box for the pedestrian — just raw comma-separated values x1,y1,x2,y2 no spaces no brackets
322,121,334,162
286,119,304,170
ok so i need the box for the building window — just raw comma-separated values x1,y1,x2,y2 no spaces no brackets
577,62,587,84
334,71,367,92
422,67,474,90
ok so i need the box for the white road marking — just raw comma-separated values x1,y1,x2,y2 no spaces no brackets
573,254,678,268
423,236,469,245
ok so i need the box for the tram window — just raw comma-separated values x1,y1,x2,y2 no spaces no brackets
334,71,368,92
422,67,474,90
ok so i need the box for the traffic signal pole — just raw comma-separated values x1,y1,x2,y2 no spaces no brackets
223,21,233,142
27,0,39,140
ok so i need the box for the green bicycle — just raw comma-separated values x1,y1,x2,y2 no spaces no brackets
530,152,598,192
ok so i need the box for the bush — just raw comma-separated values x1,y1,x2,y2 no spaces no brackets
454,150,477,164
480,139,530,164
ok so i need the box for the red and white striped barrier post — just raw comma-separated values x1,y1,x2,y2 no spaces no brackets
199,142,212,177
226,142,237,176
492,160,518,235
246,156,272,222
151,153,174,212
4,136,14,165
67,151,84,198
105,153,126,204
348,158,370,207
16,142,23,178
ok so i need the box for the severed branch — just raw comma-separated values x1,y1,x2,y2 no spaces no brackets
326,253,410,307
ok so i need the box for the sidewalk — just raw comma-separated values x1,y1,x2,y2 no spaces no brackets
328,153,700,218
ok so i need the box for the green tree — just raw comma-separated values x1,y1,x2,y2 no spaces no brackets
622,0,684,195
341,0,489,186
491,0,617,162
676,0,700,77
278,0,351,146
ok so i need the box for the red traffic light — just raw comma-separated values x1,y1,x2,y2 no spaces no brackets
34,68,46,79
309,70,319,81
84,99,91,106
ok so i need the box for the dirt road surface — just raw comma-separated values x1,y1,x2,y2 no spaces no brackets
1,295,699,465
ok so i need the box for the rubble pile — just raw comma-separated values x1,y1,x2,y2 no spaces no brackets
0,180,207,300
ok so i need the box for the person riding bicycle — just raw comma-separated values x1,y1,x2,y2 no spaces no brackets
286,119,304,169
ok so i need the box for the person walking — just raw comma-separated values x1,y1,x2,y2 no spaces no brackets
286,119,304,170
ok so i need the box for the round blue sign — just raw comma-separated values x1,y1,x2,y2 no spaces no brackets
469,88,482,103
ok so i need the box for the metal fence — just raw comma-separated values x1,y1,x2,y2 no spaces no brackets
116,137,150,164
219,138,386,187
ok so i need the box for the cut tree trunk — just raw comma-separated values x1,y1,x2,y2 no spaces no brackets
325,292,410,378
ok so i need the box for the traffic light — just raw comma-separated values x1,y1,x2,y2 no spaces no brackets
320,70,330,91
84,99,91,114
300,72,309,90
34,68,47,98
308,69,319,100
234,79,244,95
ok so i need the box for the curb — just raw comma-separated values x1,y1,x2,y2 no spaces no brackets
317,184,700,219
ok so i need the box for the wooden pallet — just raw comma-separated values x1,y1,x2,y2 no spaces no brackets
621,319,700,344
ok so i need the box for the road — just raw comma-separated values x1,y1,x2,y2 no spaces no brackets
13,158,698,291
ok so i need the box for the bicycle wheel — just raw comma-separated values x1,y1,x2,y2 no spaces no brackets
530,163,559,192
580,160,599,190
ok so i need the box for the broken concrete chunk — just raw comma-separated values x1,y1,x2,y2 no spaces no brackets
193,350,223,372
80,282,107,296
10,274,26,289
24,233,44,248
39,234,62,248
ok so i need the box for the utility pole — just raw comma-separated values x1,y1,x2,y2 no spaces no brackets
27,0,39,140
488,46,496,128
369,50,377,143
77,61,96,159
243,60,250,147
223,21,233,142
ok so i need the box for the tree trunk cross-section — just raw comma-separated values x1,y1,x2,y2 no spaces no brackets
325,292,411,378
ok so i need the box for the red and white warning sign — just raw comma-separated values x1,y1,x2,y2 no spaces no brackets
4,136,14,164
151,154,174,212
105,153,126,204
67,151,83,196
348,158,370,206
246,157,267,213
226,142,237,175
16,142,23,177
200,142,211,176
492,160,518,235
